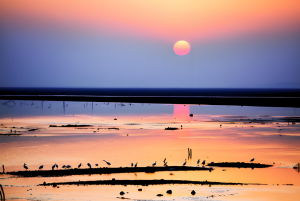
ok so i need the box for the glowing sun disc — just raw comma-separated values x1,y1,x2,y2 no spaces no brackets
174,40,190,55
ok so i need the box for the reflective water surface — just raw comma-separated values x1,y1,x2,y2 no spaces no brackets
0,100,299,200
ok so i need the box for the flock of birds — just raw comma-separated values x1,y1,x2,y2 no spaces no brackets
23,158,255,170
23,160,111,170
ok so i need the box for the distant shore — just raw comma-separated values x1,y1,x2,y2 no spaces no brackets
1,87,300,107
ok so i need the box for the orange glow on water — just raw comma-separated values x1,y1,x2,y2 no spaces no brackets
1,103,300,200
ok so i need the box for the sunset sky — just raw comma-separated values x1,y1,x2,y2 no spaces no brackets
1,0,300,88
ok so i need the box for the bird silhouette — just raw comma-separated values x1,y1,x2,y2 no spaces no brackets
52,164,55,170
39,165,43,170
55,163,58,170
183,159,187,166
131,163,134,167
23,163,28,170
163,158,166,163
164,162,168,166
78,163,82,168
66,165,71,169
152,161,157,166
135,162,138,167
197,159,200,166
103,160,111,166
95,164,98,167
87,163,91,168
62,165,66,169
202,160,206,166
250,158,255,162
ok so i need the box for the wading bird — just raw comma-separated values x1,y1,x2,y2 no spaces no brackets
39,165,43,170
152,161,157,167
78,163,82,168
23,163,28,170
183,159,187,166
131,163,134,167
87,163,91,168
103,160,111,166
62,165,66,169
202,160,206,166
250,158,255,162
135,162,138,167
163,158,166,163
95,164,98,167
164,162,168,166
66,165,71,169
52,164,55,170
197,159,200,166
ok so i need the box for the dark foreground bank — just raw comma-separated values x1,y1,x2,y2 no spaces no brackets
207,162,273,168
6,166,213,177
40,179,268,186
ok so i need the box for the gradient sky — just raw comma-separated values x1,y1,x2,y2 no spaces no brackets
1,0,300,88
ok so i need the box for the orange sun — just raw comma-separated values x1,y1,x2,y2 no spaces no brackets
173,40,190,56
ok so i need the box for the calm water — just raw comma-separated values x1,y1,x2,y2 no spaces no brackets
0,100,300,201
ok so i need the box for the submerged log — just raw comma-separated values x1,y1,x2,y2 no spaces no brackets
6,166,213,177
49,124,91,127
164,127,179,130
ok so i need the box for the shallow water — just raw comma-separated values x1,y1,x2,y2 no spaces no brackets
0,100,300,200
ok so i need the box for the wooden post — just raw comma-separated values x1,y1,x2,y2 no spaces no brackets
188,148,192,159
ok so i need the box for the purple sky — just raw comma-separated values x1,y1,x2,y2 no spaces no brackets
1,1,300,88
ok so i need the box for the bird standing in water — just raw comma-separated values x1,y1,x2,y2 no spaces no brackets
197,159,200,166
23,163,28,170
183,159,187,166
152,161,156,166
39,165,43,170
103,160,111,167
